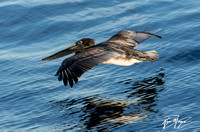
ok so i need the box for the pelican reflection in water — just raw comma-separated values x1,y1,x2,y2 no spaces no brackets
42,29,162,87
51,70,165,130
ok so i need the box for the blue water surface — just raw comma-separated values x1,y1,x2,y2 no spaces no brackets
0,0,199,131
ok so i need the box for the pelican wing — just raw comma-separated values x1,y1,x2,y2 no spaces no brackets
107,30,162,48
55,46,120,87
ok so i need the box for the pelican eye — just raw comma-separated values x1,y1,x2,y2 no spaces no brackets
77,41,83,44
75,41,83,47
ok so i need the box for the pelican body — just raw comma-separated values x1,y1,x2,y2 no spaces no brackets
42,29,162,87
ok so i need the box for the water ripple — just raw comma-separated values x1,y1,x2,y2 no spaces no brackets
0,0,199,131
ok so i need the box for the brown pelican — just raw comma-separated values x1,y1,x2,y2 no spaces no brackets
42,29,162,87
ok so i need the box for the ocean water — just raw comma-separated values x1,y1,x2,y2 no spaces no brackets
0,0,199,131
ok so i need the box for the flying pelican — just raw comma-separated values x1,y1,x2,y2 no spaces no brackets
42,29,162,87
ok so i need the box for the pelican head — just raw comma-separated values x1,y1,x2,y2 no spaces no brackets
42,38,95,61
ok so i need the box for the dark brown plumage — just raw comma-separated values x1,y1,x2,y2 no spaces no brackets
42,29,162,87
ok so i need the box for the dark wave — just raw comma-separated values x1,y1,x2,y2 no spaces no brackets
168,48,200,63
